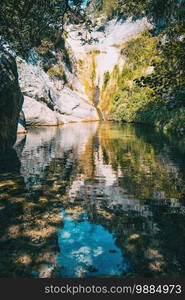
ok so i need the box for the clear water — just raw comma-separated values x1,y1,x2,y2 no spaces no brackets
57,210,127,277
0,122,185,277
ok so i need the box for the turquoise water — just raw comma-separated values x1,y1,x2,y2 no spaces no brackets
57,210,128,277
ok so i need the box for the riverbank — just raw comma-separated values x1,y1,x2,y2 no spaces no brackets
111,106,185,136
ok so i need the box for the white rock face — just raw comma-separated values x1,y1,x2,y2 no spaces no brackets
17,57,59,111
67,18,152,54
22,91,98,127
17,123,27,134
57,87,98,122
16,56,98,129
67,18,152,87
16,17,152,129
23,96,59,126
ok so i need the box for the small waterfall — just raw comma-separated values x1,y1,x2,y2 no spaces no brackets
96,107,104,121
94,86,104,121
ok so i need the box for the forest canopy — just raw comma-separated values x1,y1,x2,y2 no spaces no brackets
0,0,84,55
87,0,185,24
1,0,185,55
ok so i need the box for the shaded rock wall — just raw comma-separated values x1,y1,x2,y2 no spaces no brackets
0,48,23,151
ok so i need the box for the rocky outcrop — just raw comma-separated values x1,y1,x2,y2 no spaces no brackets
66,17,152,117
21,92,98,127
0,18,153,142
17,56,99,128
23,96,59,126
0,48,23,151
17,56,60,113
57,87,99,123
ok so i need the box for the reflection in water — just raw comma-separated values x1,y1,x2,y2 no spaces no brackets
0,122,185,277
57,210,127,278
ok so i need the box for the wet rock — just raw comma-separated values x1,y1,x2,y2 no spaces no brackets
17,110,27,134
17,123,27,134
0,48,23,151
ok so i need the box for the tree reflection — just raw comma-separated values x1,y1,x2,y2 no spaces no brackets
0,122,185,277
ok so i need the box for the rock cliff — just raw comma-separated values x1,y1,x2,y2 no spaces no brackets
0,48,23,151
16,17,151,133
0,17,152,148
16,50,99,131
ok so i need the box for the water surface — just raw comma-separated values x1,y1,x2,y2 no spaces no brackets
0,122,185,277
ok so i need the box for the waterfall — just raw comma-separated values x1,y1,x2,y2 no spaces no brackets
93,86,104,121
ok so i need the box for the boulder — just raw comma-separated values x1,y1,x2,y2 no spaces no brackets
23,96,60,126
0,48,23,152
17,57,61,113
17,55,99,126
57,87,99,122
21,93,98,128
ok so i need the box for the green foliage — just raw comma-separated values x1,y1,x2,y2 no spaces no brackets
137,25,185,108
89,0,185,27
47,65,66,81
101,31,158,119
147,0,185,25
104,26,185,134
103,71,110,88
87,50,101,55
88,0,151,19
101,0,120,19
0,0,84,56
90,56,96,82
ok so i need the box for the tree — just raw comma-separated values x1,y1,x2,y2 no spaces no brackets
137,25,185,108
87,0,150,19
0,0,84,56
87,0,185,25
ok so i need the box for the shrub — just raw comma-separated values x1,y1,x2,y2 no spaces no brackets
47,65,66,81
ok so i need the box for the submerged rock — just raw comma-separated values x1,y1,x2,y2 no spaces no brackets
0,48,23,151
